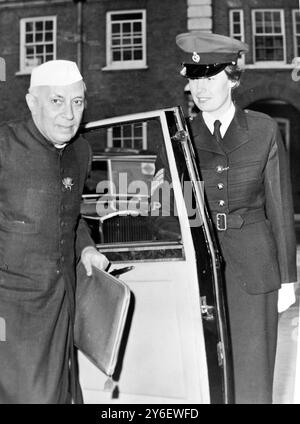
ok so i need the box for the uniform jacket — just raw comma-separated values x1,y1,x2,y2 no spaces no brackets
190,107,297,295
0,117,94,403
187,106,297,403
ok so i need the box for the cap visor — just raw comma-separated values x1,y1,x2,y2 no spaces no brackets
183,63,230,78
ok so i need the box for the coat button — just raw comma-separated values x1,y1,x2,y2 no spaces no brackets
217,183,224,190
218,200,225,207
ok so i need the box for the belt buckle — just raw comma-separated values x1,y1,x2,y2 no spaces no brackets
216,213,227,231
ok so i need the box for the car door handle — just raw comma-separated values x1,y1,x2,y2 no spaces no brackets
200,296,214,321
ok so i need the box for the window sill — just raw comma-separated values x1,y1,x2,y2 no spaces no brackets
244,64,295,70
15,70,32,76
102,65,148,72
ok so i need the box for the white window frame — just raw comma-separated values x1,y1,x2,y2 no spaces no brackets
19,16,57,74
107,122,148,150
251,9,286,66
229,9,245,66
293,9,300,59
104,10,147,71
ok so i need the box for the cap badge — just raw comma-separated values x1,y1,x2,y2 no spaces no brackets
180,66,187,77
62,177,74,191
192,52,200,63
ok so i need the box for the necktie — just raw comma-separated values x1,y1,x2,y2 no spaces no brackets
213,120,222,143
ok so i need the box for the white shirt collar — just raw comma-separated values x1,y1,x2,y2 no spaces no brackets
54,143,67,149
202,102,236,138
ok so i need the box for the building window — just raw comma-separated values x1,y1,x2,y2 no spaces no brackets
252,9,285,63
229,9,245,64
20,16,56,73
229,9,245,41
293,9,300,58
106,10,146,70
107,122,147,150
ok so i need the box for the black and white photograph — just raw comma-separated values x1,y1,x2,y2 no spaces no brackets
0,0,300,409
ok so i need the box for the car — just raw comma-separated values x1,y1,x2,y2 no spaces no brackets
78,106,233,404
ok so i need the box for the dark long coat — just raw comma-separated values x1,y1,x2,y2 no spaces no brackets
0,117,94,403
190,107,297,403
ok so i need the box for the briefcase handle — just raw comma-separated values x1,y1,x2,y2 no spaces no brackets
105,263,135,278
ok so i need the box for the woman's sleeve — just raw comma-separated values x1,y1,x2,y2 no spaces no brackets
264,122,297,284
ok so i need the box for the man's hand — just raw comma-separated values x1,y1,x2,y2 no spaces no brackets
81,246,110,276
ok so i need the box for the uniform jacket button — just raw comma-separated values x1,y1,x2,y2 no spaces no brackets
217,183,224,190
218,200,225,207
216,165,223,173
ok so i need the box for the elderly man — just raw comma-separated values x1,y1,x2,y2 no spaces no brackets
0,60,108,403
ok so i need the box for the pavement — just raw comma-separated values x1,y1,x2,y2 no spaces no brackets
273,248,300,403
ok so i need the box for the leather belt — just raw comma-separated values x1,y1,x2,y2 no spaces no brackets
212,209,266,231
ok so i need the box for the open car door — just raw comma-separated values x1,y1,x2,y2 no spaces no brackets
78,106,233,404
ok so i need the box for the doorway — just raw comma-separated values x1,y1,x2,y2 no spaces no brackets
248,99,300,243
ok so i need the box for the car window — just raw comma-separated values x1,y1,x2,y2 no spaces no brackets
81,116,182,258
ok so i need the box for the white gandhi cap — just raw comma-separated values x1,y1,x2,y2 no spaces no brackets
29,59,83,88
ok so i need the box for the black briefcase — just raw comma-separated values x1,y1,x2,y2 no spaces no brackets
74,261,131,377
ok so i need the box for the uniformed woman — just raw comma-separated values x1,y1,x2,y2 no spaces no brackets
176,32,297,403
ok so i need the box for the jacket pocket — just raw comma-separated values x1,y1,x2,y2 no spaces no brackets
0,218,37,234
0,218,38,271
221,221,281,294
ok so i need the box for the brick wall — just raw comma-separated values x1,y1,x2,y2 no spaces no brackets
0,0,78,121
213,0,299,63
212,0,300,213
0,0,189,122
208,0,300,109
83,0,188,121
